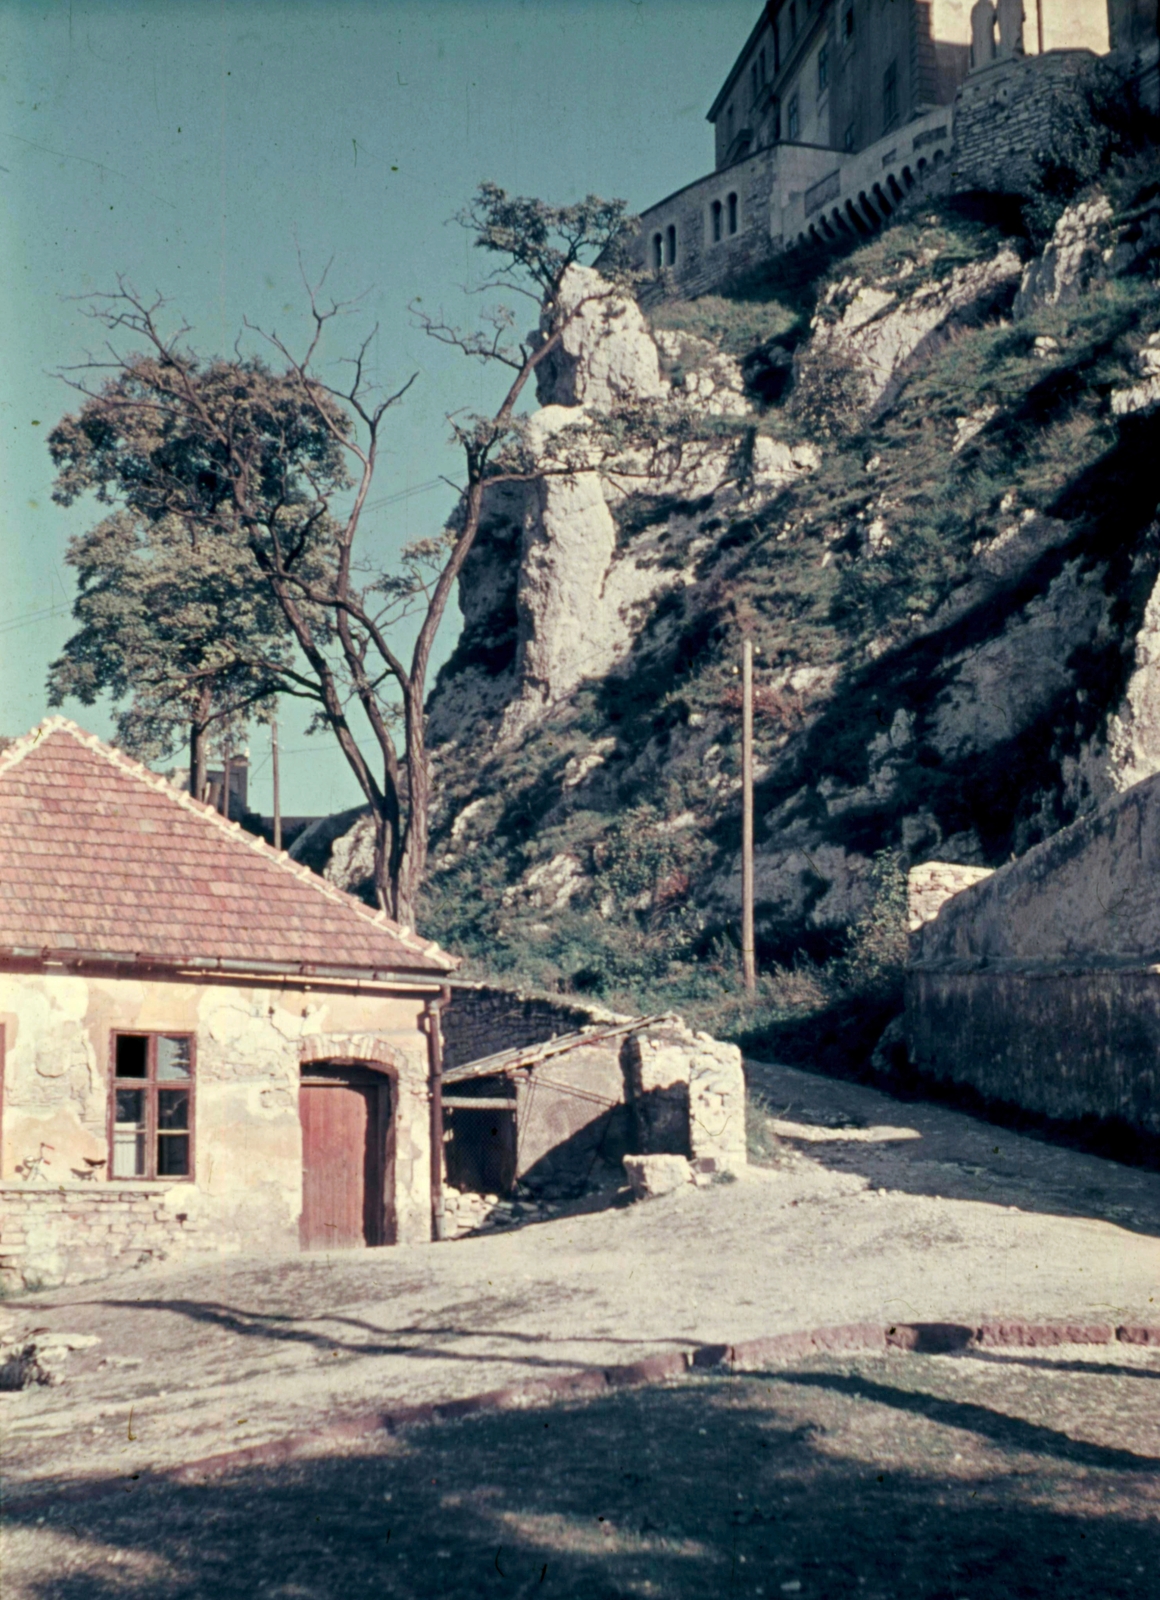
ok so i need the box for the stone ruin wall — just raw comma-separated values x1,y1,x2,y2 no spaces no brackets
440,984,608,1072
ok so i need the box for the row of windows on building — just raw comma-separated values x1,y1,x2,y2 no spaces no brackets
650,191,740,269
727,44,899,161
724,5,903,157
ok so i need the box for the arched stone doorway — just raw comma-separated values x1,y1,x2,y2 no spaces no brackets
298,1036,403,1251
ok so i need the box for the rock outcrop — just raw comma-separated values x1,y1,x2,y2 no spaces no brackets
795,246,1023,419
300,189,1160,977
428,265,817,750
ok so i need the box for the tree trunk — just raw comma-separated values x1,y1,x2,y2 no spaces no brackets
372,808,401,922
190,684,213,800
189,719,208,800
395,745,429,933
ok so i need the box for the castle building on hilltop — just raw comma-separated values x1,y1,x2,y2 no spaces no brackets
632,0,1154,298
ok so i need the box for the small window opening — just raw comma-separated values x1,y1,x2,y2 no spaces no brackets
665,223,677,266
652,232,663,271
844,121,856,151
727,192,739,235
111,1032,193,1181
844,6,855,38
711,199,723,242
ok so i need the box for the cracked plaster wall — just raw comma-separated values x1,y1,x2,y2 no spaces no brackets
0,974,435,1286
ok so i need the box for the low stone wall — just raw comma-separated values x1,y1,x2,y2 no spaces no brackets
905,967,1160,1134
0,1181,206,1293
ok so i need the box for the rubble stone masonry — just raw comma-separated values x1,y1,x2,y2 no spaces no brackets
0,1181,197,1293
951,50,1102,194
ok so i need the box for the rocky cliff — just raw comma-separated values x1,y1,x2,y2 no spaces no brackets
308,168,1160,1011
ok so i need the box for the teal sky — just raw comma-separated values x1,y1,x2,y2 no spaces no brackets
0,0,757,816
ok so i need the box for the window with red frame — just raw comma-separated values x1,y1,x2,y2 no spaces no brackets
110,1033,194,1179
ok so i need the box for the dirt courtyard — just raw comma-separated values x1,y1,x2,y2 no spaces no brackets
2,1059,1159,1596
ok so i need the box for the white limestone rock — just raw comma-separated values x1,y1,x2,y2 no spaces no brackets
535,265,666,409
501,853,586,911
1111,332,1160,418
1105,566,1160,791
623,1153,691,1199
798,247,1023,415
1013,195,1114,319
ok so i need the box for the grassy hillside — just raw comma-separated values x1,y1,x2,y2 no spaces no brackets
419,162,1160,1069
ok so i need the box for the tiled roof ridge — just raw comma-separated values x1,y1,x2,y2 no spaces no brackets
0,717,455,971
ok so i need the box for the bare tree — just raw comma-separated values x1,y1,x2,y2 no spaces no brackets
48,186,641,926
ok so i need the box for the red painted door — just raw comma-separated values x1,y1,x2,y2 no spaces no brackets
300,1077,376,1250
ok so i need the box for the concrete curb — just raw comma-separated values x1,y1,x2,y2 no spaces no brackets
5,1318,1158,1516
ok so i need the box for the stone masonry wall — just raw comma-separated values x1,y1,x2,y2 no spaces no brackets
952,50,1102,195
441,985,618,1072
906,968,1160,1134
0,1181,198,1294
633,148,780,303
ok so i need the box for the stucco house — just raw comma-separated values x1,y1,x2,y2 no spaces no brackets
0,719,455,1291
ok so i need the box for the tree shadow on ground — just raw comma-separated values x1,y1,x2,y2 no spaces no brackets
69,1298,704,1367
6,1364,1158,1600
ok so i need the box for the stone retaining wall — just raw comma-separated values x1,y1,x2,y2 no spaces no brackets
905,968,1160,1135
0,1181,204,1294
952,50,1101,194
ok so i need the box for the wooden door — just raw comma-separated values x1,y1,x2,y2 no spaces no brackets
299,1066,389,1250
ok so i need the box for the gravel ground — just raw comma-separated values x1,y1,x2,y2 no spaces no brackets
3,1345,1159,1599
2,1057,1158,1592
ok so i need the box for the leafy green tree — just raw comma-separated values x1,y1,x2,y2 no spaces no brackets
48,508,291,796
48,188,638,924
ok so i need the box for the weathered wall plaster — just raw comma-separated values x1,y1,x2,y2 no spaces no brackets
0,972,435,1289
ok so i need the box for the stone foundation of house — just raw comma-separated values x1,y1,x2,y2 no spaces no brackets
0,1181,211,1294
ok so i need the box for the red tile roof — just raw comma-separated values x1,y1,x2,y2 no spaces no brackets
0,720,454,977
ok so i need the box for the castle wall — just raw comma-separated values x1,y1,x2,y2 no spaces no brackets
952,48,1103,194
907,772,1160,1137
906,968,1160,1133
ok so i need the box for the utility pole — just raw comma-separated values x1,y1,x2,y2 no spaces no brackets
271,717,282,851
1036,0,1044,55
741,639,756,995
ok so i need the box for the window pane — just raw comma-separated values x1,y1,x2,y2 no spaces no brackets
158,1089,189,1130
113,1089,145,1177
115,1088,144,1125
115,1036,148,1078
157,1134,190,1177
157,1036,192,1081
